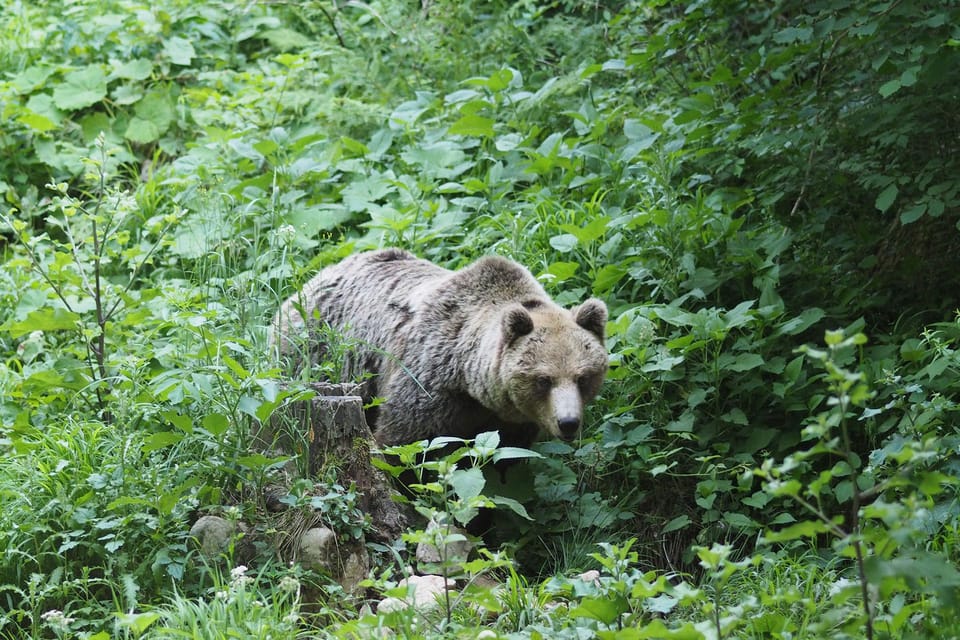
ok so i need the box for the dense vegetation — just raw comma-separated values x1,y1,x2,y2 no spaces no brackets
1,0,959,637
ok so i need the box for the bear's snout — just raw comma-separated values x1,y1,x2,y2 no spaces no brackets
557,416,581,440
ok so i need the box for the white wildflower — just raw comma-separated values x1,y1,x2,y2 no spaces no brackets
41,609,75,628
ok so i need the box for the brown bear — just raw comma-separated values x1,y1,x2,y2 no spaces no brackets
272,248,608,449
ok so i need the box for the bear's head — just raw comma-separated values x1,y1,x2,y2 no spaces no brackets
498,298,608,441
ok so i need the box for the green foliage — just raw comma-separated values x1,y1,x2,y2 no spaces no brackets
1,0,959,637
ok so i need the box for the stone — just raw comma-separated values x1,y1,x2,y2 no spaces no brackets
298,526,338,573
376,575,455,614
415,518,474,569
189,515,235,558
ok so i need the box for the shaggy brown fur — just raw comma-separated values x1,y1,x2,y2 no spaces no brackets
273,249,608,448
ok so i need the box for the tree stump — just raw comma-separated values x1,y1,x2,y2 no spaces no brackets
257,382,408,544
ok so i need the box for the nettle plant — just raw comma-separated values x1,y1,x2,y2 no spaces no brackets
754,329,960,638
1,136,175,422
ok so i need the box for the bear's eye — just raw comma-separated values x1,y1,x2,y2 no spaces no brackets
534,376,553,394
576,374,596,394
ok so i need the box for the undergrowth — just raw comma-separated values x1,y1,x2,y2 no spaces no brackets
1,0,958,638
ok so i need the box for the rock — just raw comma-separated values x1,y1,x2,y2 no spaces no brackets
416,518,474,569
190,516,235,558
578,569,601,586
298,527,338,573
189,515,254,564
377,575,455,614
340,547,371,596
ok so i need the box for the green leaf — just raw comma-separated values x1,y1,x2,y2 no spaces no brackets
116,612,161,634
571,594,630,625
448,114,495,137
113,58,153,81
722,511,758,530
17,111,57,133
2,308,80,338
875,184,898,212
237,453,280,470
662,514,691,534
52,65,108,110
450,467,485,501
621,119,660,161
161,410,193,433
260,28,312,50
900,203,926,224
491,496,533,519
80,112,113,143
12,65,56,93
474,431,500,449
729,353,764,372
201,413,229,436
774,26,813,44
125,89,175,143
541,261,579,282
759,519,835,544
163,36,196,66
143,431,184,453
549,233,578,252
878,78,901,97
491,447,542,462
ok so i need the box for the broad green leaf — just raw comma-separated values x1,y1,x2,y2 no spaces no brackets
875,183,898,212
594,264,627,294
723,299,756,328
549,233,578,252
562,215,610,244
163,36,196,65
662,514,691,534
728,353,764,372
722,511,757,530
12,65,55,93
237,453,279,470
900,203,926,224
112,83,144,105
484,67,516,91
878,78,901,97
161,410,193,433
450,467,485,501
773,26,813,44
474,431,500,449
621,119,660,161
3,308,80,337
143,431,184,453
570,594,630,625
116,612,160,634
52,65,107,110
900,65,921,87
284,204,353,235
541,261,579,282
491,496,533,519
448,114,495,137
17,111,57,133
777,307,824,335
25,93,62,125
201,413,229,436
125,89,175,143
125,117,161,144
80,112,113,143
260,28,312,50
113,58,153,81
759,519,835,544
491,447,542,462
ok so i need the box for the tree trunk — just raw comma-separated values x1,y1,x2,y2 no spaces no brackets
257,382,407,544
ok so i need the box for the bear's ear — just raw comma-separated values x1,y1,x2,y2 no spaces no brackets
573,298,607,341
502,304,534,343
